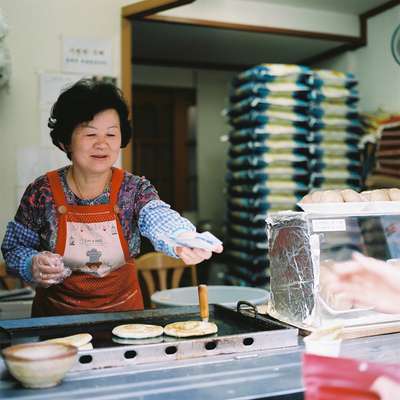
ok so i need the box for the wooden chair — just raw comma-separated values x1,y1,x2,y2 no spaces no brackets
135,252,198,307
0,262,23,290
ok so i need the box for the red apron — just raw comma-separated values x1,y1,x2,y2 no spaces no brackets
32,168,144,317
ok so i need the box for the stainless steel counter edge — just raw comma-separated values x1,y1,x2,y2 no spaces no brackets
0,345,304,399
3,332,400,399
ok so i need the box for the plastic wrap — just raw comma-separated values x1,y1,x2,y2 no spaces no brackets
267,212,315,325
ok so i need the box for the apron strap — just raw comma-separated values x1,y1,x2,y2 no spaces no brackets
47,170,68,254
48,168,124,207
47,170,67,207
110,168,124,206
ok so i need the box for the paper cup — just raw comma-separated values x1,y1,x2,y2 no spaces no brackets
303,337,342,357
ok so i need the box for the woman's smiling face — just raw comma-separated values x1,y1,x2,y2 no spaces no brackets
69,109,122,174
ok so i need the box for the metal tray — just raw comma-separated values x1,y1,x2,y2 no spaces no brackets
0,304,298,372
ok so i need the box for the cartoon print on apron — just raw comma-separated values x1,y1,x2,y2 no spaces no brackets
32,168,144,317
65,218,125,277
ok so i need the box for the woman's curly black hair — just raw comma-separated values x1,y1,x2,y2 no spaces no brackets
48,79,132,159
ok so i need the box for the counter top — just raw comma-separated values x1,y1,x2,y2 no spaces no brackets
2,331,400,399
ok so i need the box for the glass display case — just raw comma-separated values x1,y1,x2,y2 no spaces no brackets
266,205,400,329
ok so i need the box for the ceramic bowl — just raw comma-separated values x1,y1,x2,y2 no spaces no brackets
2,342,78,388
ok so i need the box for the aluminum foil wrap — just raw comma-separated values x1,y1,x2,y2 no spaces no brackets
267,211,317,327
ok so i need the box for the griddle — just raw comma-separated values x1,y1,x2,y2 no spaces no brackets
0,304,298,372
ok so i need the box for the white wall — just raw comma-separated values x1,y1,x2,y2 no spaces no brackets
312,5,400,114
354,5,400,113
0,0,135,246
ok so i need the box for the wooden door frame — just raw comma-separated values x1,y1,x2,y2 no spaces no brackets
131,85,195,211
121,0,195,172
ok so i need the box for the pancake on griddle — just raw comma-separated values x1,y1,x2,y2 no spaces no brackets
78,342,93,351
112,336,164,345
164,321,218,338
112,324,164,339
45,333,93,348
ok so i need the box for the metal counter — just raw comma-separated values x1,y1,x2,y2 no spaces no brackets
2,332,400,399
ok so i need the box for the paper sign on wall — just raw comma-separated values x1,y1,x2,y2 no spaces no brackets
39,72,85,108
62,37,113,75
17,146,67,188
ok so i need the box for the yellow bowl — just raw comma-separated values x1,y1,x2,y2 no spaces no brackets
2,342,78,388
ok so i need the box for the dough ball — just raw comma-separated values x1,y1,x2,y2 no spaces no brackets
299,193,313,204
341,189,365,202
388,188,400,201
310,191,324,203
369,189,390,201
319,190,344,203
360,190,373,201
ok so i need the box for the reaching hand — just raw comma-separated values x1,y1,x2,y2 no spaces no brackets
371,376,400,400
31,251,70,287
327,252,400,314
174,231,223,265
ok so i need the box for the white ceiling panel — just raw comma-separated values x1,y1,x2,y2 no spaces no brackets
238,0,391,14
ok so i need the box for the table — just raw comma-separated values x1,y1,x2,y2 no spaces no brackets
151,285,269,308
0,301,32,320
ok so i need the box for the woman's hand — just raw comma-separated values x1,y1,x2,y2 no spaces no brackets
32,251,69,287
174,231,223,265
327,252,400,314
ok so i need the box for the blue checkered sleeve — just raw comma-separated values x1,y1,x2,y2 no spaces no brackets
138,200,195,257
1,221,40,283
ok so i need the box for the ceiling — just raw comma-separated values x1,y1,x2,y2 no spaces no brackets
131,0,394,69
238,0,391,14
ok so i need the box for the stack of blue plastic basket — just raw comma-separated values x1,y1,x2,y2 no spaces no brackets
309,70,363,191
223,64,314,288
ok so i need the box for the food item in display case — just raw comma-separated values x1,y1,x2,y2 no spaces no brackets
319,190,344,203
361,189,390,201
300,189,344,203
340,189,365,202
112,323,164,339
164,321,218,338
388,188,400,200
300,188,400,204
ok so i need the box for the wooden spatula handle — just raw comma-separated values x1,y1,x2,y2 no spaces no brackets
198,284,209,321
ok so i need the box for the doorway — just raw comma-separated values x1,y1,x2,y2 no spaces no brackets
131,85,197,214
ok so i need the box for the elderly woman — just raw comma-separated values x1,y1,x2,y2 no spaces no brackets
1,79,222,317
